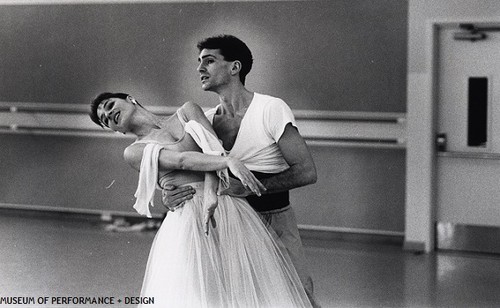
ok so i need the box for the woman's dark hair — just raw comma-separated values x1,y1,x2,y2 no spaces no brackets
197,34,253,85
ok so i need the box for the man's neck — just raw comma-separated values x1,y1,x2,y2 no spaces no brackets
216,84,254,117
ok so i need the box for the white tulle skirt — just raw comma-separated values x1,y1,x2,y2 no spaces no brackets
139,182,311,308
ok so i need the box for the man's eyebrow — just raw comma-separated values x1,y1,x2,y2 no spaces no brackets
198,54,216,61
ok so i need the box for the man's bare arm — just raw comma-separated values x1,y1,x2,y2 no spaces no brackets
260,124,317,192
220,123,316,197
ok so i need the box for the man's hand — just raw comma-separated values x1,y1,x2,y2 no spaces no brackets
162,184,196,211
218,177,254,198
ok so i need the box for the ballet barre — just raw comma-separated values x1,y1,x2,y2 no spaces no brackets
0,102,406,149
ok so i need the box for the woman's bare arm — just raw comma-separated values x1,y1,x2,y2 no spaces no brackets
123,135,265,196
202,172,219,235
124,144,233,172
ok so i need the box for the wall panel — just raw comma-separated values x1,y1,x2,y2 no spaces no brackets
0,0,408,234
0,1,407,112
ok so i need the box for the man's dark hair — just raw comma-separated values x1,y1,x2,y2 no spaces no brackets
89,92,129,128
197,34,253,85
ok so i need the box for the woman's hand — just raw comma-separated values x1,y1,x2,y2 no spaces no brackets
203,189,218,236
226,158,266,196
218,178,253,197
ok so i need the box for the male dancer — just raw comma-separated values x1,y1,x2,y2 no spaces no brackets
164,35,320,307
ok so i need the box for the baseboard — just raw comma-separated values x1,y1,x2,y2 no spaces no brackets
0,204,407,246
0,203,164,222
298,224,404,246
437,222,500,255
403,240,426,252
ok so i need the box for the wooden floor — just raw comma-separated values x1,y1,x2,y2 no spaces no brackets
1,209,500,308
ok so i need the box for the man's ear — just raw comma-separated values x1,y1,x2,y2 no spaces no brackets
230,61,242,76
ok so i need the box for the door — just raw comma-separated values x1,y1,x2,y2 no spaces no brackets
436,23,500,254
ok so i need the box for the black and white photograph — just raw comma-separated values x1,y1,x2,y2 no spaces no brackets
0,0,499,307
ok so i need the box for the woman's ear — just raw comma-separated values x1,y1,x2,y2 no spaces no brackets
127,95,138,105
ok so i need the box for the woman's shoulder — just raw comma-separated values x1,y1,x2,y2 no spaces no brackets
180,101,204,115
178,101,208,123
124,142,145,160
122,142,148,169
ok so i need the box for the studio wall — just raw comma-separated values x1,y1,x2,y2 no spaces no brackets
0,0,408,234
0,1,407,112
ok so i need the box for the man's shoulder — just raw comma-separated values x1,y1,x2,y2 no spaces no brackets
254,92,288,108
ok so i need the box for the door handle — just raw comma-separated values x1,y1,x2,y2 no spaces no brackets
436,133,447,152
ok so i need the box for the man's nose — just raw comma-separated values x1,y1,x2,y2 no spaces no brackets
197,62,205,72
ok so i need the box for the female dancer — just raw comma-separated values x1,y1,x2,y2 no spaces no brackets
90,92,311,307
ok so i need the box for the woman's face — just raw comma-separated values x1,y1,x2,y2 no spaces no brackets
96,96,135,133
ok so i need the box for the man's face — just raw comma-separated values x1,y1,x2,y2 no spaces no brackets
197,48,232,92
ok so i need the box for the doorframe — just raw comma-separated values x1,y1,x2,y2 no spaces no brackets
405,19,499,253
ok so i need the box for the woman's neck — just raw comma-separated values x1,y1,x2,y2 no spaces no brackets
133,112,165,138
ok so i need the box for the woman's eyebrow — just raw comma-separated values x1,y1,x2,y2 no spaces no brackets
102,99,110,109
98,101,109,126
